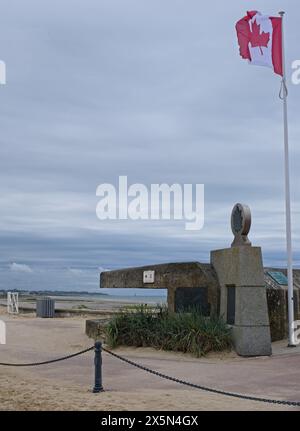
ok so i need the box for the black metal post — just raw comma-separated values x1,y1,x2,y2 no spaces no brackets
93,341,103,393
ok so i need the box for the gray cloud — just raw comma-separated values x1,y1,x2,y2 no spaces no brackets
9,262,33,273
0,0,299,292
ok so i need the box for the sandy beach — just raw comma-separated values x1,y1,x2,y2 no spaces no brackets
0,292,166,316
0,309,300,411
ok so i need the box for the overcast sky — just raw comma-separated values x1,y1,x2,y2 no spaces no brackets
0,1,299,292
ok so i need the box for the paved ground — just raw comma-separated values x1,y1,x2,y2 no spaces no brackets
0,313,300,411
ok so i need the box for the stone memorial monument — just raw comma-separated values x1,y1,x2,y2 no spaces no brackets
211,203,272,356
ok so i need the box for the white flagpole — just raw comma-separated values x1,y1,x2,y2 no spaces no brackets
279,11,295,347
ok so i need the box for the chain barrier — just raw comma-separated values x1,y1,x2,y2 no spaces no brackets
102,346,300,407
0,346,94,367
1,342,299,407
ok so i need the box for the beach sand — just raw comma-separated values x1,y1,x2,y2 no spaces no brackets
0,311,300,411
0,293,166,316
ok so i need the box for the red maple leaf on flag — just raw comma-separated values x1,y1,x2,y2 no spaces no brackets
250,20,270,55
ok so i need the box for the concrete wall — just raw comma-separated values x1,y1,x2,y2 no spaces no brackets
101,262,220,315
265,268,300,341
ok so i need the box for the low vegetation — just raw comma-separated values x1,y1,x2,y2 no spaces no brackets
106,305,231,357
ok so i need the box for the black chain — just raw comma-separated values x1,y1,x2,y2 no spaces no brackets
102,347,300,408
0,346,94,367
1,343,299,407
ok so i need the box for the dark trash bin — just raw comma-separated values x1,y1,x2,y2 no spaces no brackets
36,297,55,318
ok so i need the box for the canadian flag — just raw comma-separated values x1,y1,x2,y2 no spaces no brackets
236,11,283,76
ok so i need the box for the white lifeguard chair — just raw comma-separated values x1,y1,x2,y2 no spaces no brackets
7,292,19,314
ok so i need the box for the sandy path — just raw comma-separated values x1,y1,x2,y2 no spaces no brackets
0,313,299,411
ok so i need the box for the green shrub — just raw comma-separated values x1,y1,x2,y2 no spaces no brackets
105,305,231,357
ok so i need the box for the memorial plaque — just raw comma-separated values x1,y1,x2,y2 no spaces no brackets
231,203,252,247
143,270,155,283
175,287,210,315
267,271,288,286
227,286,236,325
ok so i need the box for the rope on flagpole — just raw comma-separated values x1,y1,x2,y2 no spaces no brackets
279,78,288,99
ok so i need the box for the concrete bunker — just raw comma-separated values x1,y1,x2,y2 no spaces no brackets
98,203,300,356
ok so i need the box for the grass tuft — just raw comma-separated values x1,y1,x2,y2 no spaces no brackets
105,305,231,357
